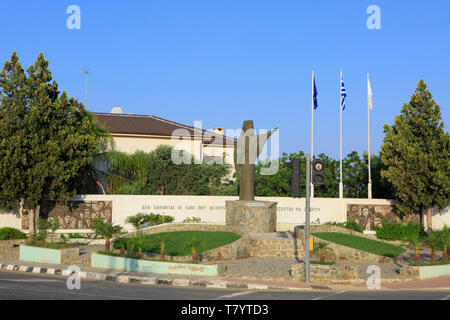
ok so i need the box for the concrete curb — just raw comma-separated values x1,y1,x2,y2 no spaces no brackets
0,264,313,291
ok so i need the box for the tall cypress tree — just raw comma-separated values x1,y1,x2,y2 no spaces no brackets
0,52,108,233
381,79,449,233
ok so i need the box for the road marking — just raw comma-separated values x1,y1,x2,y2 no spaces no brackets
0,285,147,300
215,291,255,300
0,279,63,283
312,290,346,300
441,294,450,300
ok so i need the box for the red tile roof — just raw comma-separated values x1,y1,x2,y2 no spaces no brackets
94,112,235,146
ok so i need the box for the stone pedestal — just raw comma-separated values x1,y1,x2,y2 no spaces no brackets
226,200,277,233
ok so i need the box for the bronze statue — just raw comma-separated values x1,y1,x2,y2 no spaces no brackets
234,120,277,201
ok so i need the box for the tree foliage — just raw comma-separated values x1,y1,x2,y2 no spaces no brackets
380,79,449,229
0,52,109,233
252,151,393,198
103,145,231,195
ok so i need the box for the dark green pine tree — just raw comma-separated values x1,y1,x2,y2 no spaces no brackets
0,52,29,214
381,79,449,233
0,52,107,233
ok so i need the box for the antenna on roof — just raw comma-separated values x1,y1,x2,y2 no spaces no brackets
110,106,123,114
81,70,88,108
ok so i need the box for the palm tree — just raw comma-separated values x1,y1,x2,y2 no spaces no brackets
317,242,329,262
135,231,146,257
424,232,441,263
125,213,148,231
155,237,166,261
91,218,124,252
403,232,422,265
184,237,203,263
441,225,450,261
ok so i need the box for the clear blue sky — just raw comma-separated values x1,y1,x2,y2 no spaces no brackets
1,0,449,159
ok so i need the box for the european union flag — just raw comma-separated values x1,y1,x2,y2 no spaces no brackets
313,77,318,110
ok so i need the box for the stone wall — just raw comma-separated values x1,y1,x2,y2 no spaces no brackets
2,195,449,233
225,200,277,233
398,266,420,280
249,238,303,258
21,200,112,230
295,226,394,264
0,240,26,261
291,263,359,283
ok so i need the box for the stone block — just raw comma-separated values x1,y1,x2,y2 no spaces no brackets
172,278,190,287
226,200,277,233
206,280,228,288
19,265,31,272
32,267,43,273
6,264,17,271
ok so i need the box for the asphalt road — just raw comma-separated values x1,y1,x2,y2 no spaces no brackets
0,272,448,301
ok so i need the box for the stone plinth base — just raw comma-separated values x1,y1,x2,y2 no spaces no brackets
226,200,277,233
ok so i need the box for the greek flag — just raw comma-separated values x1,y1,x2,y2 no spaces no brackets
340,73,347,111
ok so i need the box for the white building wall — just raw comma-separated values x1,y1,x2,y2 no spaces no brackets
3,195,448,233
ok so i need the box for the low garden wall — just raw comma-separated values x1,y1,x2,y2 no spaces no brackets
295,226,395,264
0,240,26,261
20,245,62,264
399,264,450,280
119,223,251,262
91,253,223,276
19,245,85,265
291,263,359,283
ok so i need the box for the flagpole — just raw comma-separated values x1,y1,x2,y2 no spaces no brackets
339,69,343,199
311,71,315,198
367,73,372,199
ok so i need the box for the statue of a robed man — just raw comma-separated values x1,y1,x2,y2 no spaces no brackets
234,120,278,201
226,120,278,233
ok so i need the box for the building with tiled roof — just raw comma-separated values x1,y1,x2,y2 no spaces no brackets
94,107,235,166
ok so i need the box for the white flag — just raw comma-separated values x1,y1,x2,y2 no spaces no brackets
367,74,373,110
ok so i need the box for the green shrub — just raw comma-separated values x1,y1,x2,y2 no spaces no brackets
325,220,363,233
146,213,175,226
0,227,27,240
183,216,202,223
310,260,336,265
375,221,425,241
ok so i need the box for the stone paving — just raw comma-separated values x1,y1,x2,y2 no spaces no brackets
219,257,412,281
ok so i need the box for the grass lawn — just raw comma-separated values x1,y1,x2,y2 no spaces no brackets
312,232,406,258
113,231,241,256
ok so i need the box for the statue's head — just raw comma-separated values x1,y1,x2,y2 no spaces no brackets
242,120,255,136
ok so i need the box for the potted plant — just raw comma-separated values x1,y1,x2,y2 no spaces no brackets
91,218,124,252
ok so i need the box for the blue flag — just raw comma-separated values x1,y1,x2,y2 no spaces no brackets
313,77,318,110
340,73,347,111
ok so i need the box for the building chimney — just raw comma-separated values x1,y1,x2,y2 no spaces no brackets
110,106,123,114
213,128,224,136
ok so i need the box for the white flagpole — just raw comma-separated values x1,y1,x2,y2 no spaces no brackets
311,71,315,198
367,73,372,199
339,69,343,199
